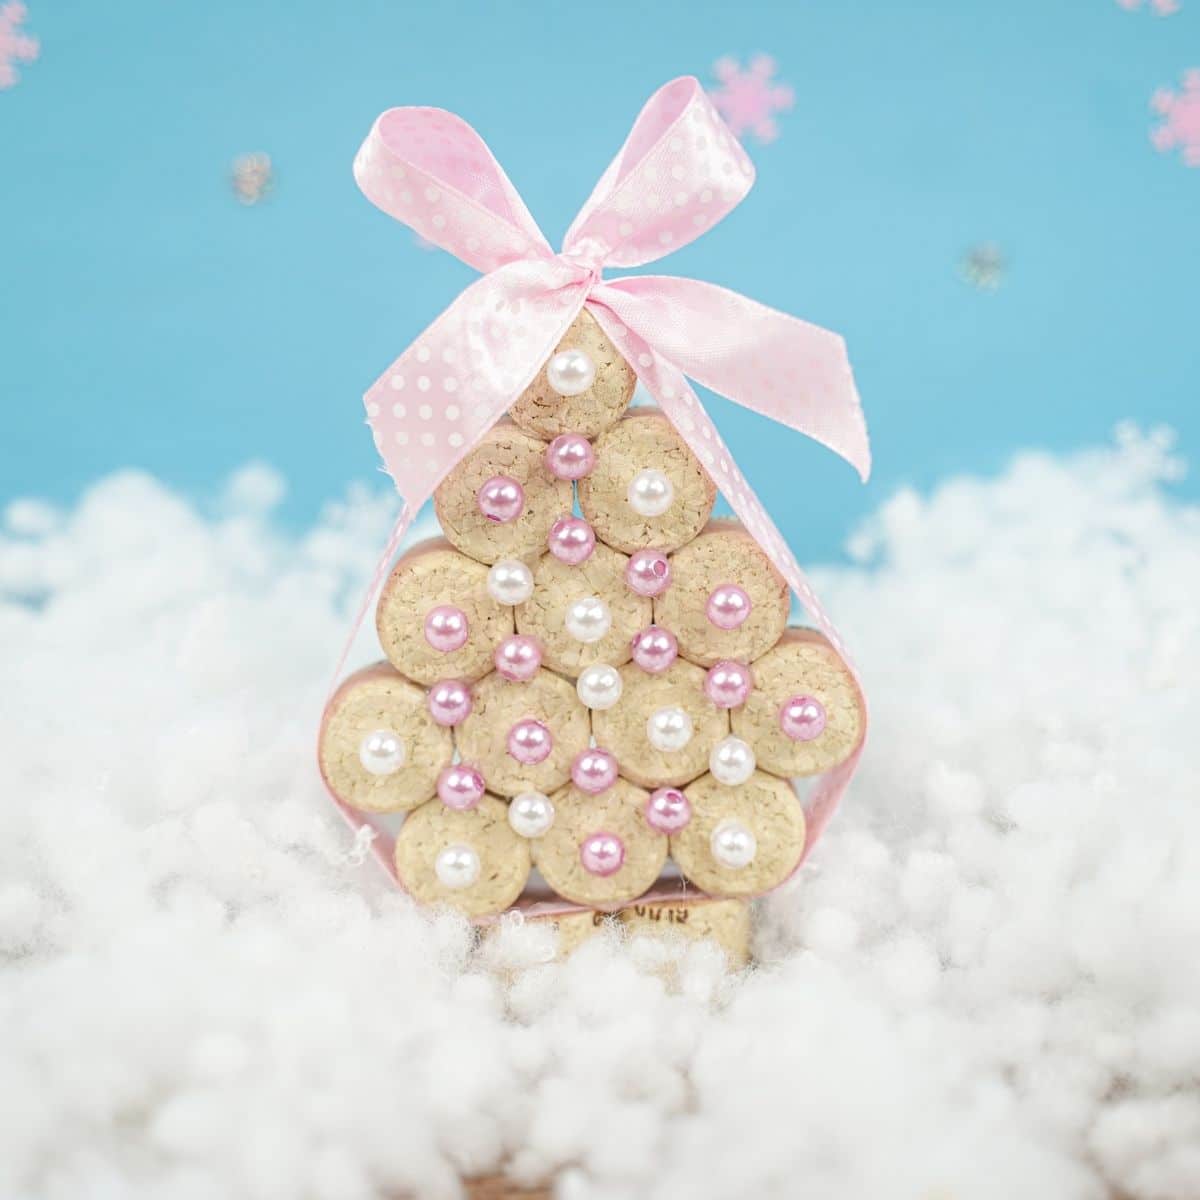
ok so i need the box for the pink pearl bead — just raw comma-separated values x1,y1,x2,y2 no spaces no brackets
645,787,692,834
477,475,525,523
579,832,625,877
571,748,619,795
437,763,486,811
545,433,596,481
507,718,553,765
706,583,752,631
428,679,473,726
780,695,827,741
630,625,678,674
494,635,542,682
704,660,753,709
423,605,469,653
625,549,672,598
547,515,596,566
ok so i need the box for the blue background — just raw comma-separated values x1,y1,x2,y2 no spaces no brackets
2,0,1197,561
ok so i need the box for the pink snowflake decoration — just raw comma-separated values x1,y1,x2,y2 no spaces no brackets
709,55,794,144
0,1,38,89
1151,70,1200,166
1115,0,1180,13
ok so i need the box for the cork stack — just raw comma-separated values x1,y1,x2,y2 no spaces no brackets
320,310,866,963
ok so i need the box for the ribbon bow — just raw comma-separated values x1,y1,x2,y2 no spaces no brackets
350,76,869,856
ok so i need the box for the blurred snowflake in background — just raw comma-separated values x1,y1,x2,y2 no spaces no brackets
0,2,38,90
708,55,794,144
231,153,274,204
960,243,1007,291
1114,0,1180,13
1152,71,1200,165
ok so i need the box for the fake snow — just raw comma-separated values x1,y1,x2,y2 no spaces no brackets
1,430,1198,1200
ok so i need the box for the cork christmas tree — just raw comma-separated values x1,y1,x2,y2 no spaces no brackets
320,76,872,959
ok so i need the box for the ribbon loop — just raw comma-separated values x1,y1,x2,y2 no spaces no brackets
355,107,553,273
563,77,755,269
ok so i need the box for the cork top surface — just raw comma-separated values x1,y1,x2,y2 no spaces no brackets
672,770,806,898
319,665,452,813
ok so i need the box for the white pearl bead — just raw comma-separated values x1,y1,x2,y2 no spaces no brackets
434,843,480,889
508,791,555,838
564,595,611,643
646,706,694,753
487,559,534,606
358,729,406,775
710,819,757,869
576,663,623,710
627,469,675,518
709,736,756,786
546,347,597,397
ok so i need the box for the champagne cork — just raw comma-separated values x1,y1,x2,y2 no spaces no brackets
672,771,806,898
731,628,866,776
454,669,590,797
532,778,667,907
653,522,790,667
433,422,572,565
578,410,716,553
394,795,531,918
620,897,752,969
515,544,651,678
509,309,636,440
590,659,728,788
376,539,514,685
319,663,453,813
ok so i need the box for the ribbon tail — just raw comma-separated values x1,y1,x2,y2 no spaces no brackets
587,300,868,862
592,277,871,481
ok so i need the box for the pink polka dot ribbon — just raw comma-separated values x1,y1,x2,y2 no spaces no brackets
336,77,872,891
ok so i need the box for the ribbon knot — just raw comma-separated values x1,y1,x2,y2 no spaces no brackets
345,74,872,862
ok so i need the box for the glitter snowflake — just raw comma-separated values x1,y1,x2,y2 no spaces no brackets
0,2,38,90
1114,0,1180,14
709,55,794,144
960,243,1007,291
1151,70,1200,166
231,153,274,204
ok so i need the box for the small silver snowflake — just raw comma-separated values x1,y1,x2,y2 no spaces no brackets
231,152,274,205
960,243,1007,291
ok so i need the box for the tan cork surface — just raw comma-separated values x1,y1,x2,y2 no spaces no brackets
394,795,531,918
508,309,636,440
654,521,790,667
672,770,806,898
732,627,866,777
591,658,729,788
621,897,752,970
514,544,650,678
434,422,572,565
532,778,667,907
319,664,452,813
454,669,590,797
578,410,716,553
376,539,514,685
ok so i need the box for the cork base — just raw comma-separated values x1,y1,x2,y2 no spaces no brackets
376,539,514,685
672,771,806,898
732,628,866,776
394,795,531,918
654,521,790,667
508,310,636,440
532,778,667,907
515,544,650,678
454,669,590,797
621,897,752,970
433,423,572,565
591,658,728,788
578,410,716,553
319,664,453,813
